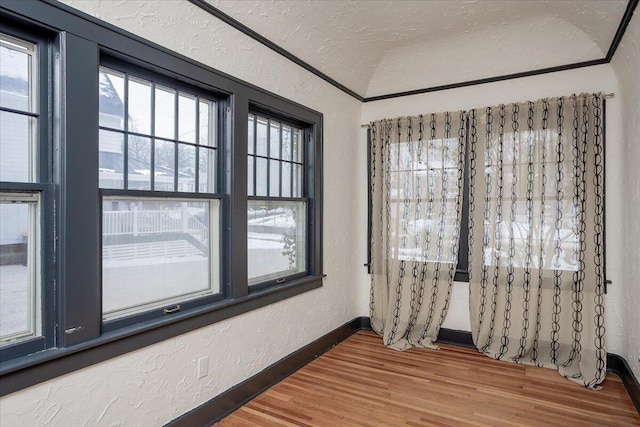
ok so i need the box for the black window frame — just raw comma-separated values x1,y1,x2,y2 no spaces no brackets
247,109,311,290
97,55,227,331
0,0,323,397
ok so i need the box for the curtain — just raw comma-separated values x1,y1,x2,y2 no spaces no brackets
467,94,606,389
369,112,466,350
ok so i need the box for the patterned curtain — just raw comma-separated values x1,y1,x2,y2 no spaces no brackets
369,112,466,350
467,94,606,388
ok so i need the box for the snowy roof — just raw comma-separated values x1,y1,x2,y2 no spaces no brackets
99,72,124,117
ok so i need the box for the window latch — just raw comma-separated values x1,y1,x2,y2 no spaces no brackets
163,305,181,315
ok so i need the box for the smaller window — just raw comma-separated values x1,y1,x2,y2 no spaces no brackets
0,192,41,346
247,113,307,286
247,114,303,198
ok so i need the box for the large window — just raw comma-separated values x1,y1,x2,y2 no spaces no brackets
98,61,222,325
0,1,323,397
0,28,52,357
247,114,307,286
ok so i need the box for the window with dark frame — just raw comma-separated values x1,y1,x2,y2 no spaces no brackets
98,60,222,325
247,113,308,287
0,27,54,360
0,1,323,396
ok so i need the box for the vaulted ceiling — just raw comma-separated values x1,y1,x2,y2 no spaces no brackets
206,0,629,99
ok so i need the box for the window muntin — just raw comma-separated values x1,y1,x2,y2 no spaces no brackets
247,113,307,286
0,193,41,346
98,67,217,193
248,114,303,198
0,33,37,183
102,197,220,321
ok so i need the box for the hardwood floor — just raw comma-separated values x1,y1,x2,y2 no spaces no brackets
216,331,640,426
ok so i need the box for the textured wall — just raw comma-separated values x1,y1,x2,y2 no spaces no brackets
360,64,627,355
611,10,640,380
0,1,366,425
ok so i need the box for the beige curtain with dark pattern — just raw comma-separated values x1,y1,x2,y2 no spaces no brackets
467,94,606,389
369,112,466,350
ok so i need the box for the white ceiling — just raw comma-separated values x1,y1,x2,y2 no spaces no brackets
207,0,628,98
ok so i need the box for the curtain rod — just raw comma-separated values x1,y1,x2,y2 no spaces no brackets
360,93,615,128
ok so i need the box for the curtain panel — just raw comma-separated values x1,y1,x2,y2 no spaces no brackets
467,94,606,389
369,113,466,350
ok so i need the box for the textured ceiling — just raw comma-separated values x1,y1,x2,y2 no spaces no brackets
208,0,627,98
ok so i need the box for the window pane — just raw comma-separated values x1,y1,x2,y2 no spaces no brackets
269,121,280,159
248,156,255,196
128,77,151,135
0,194,40,346
178,143,196,192
256,116,268,156
99,129,124,189
102,198,220,320
282,162,291,197
0,34,35,113
99,68,125,130
154,139,175,191
128,135,151,190
248,115,255,155
248,200,306,284
178,93,196,143
256,157,268,196
282,125,292,161
198,147,216,193
154,85,175,139
269,159,280,196
293,128,303,163
0,111,35,182
293,164,303,197
199,99,215,147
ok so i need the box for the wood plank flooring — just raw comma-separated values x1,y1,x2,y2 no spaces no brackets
216,331,640,426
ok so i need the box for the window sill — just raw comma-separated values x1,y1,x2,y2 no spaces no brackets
0,275,323,397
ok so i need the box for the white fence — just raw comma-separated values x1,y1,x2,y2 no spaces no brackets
103,207,208,244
